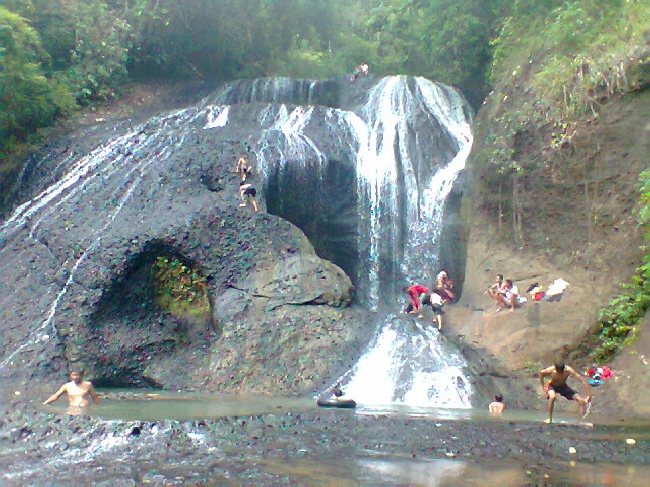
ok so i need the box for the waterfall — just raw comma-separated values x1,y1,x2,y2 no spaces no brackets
223,76,474,407
340,76,474,408
343,318,471,408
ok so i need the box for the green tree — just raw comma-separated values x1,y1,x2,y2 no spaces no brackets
0,6,75,155
6,0,131,104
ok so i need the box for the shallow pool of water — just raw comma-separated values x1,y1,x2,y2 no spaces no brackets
5,386,648,486
56,389,647,429
262,455,650,486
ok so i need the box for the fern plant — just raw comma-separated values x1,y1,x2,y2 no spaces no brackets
152,256,210,318
591,170,649,362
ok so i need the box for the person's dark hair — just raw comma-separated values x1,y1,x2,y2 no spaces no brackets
494,394,503,402
505,279,513,287
332,387,343,397
554,362,566,372
402,286,410,292
496,274,503,281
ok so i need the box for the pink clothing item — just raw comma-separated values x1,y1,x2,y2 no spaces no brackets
407,284,429,308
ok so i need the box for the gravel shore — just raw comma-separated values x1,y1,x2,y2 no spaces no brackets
2,394,649,485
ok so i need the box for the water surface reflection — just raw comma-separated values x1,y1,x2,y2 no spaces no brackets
32,390,650,486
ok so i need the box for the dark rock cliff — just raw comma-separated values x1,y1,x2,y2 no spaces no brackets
0,75,471,400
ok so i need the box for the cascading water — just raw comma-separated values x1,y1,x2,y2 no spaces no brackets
1,74,473,409
338,77,474,408
228,76,474,407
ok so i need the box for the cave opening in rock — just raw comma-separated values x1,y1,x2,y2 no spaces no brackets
85,241,214,387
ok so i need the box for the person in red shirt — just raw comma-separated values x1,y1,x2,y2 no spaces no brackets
403,283,429,314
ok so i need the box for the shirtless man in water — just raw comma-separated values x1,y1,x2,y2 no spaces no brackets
43,369,102,407
539,362,591,424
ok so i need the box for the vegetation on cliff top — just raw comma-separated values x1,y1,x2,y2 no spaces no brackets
3,0,645,158
479,1,648,362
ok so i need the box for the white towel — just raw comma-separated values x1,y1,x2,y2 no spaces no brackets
546,278,569,296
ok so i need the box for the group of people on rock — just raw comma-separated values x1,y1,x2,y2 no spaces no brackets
350,62,369,81
400,269,593,424
482,272,592,424
402,269,455,330
234,154,258,212
402,271,522,327
485,273,519,312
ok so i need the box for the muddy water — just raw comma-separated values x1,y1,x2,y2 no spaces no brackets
259,456,649,486
16,390,650,486
91,390,317,421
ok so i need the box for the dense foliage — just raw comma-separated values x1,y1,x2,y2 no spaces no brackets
0,0,504,156
152,256,211,320
2,0,647,157
486,0,648,175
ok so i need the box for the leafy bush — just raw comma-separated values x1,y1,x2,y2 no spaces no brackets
523,360,543,374
0,6,77,155
152,256,210,318
591,170,649,362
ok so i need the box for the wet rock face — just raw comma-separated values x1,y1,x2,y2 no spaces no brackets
0,75,468,395
264,155,359,283
0,83,370,393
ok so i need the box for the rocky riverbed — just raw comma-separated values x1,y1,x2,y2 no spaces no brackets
1,390,649,485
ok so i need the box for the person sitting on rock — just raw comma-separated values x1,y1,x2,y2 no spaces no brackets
486,273,505,302
436,269,455,301
351,62,369,81
496,279,519,312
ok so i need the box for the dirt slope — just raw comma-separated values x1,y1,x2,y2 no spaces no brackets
447,89,649,415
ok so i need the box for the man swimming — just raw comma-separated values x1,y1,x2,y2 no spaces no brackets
43,369,102,407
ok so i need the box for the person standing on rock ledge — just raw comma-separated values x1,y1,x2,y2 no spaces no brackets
43,369,102,407
539,362,592,424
